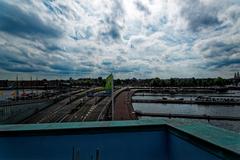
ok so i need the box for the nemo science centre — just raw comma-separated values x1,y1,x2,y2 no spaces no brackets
0,119,239,160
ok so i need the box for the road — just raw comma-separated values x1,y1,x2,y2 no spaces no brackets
113,90,137,120
61,96,105,122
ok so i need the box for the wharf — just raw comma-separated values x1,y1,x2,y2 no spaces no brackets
132,99,240,105
135,110,240,121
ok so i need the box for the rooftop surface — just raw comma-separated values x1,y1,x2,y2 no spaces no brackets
0,119,239,160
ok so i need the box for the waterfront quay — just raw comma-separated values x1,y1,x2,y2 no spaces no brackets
132,98,240,105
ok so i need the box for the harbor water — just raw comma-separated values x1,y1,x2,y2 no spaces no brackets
132,91,240,133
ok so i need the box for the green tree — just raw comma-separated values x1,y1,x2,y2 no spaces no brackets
215,77,225,86
150,77,161,87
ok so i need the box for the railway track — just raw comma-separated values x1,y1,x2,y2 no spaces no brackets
39,97,90,123
62,96,105,122
20,88,101,124
20,87,137,123
84,97,111,121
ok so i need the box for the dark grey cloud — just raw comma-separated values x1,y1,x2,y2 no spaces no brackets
0,45,93,75
101,60,112,66
0,42,54,73
43,0,67,16
0,1,62,38
134,1,151,15
0,64,39,73
197,36,240,70
70,27,93,41
0,48,40,73
99,24,121,42
0,0,240,79
50,63,73,72
98,0,124,43
202,42,240,58
0,48,24,65
114,66,140,73
49,64,93,75
204,58,240,69
179,0,221,31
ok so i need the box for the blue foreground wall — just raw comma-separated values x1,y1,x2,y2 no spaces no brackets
1,131,168,160
0,120,239,160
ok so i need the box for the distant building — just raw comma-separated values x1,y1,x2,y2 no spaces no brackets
234,72,240,86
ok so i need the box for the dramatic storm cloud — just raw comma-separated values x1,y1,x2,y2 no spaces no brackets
0,0,240,79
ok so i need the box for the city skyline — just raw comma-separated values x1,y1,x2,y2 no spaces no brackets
0,0,240,80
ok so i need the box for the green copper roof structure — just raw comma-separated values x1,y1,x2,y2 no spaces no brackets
0,119,239,160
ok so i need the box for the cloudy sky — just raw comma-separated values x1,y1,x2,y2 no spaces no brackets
0,0,240,80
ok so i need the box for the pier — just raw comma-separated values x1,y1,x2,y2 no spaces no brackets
113,88,137,120
135,110,240,121
132,99,240,105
